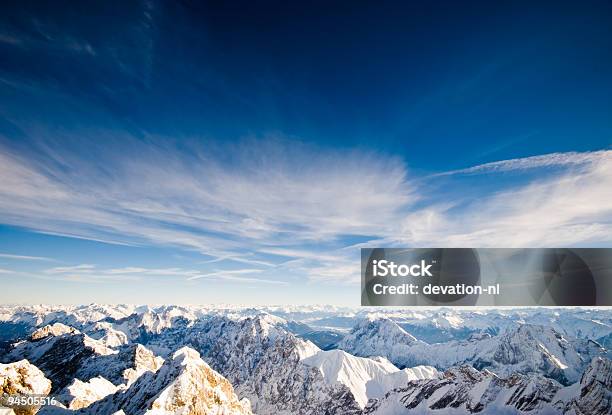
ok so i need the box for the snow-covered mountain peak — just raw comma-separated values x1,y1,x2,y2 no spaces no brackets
215,313,292,346
170,345,201,363
294,337,320,359
86,322,129,348
247,313,287,338
188,314,363,414
115,345,252,415
58,376,119,410
248,311,286,324
336,316,424,368
120,344,164,386
506,323,566,342
492,323,605,384
351,316,418,343
360,315,413,333
0,359,51,397
302,349,438,408
30,323,80,340
40,346,253,415
432,312,466,329
1,327,168,395
303,349,396,408
551,357,612,414
2,306,612,414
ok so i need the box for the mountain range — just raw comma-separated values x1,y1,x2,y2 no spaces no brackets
0,305,610,414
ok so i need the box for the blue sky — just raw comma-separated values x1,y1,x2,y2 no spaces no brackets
0,1,611,305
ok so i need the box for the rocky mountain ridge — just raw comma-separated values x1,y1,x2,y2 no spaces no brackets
364,356,612,414
1,305,611,414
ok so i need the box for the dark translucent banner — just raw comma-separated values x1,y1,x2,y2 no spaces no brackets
361,248,612,306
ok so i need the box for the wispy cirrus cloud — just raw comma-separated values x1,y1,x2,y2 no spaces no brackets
0,137,611,285
44,264,96,274
398,150,612,248
186,269,263,281
0,252,56,261
0,138,413,266
285,150,612,282
435,150,610,176
186,269,288,285
40,263,285,285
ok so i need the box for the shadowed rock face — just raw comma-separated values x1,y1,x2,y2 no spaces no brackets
7,334,99,393
2,325,162,394
77,343,164,387
563,357,612,415
3,324,112,389
364,358,612,414
189,315,363,415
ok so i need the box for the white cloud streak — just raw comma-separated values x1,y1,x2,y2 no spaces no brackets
0,140,611,285
435,150,610,176
44,264,96,274
213,274,289,286
0,253,56,261
0,139,413,265
186,269,289,285
39,263,285,285
186,269,263,281
398,150,612,247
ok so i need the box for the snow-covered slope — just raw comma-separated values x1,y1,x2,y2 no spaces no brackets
336,317,425,368
302,349,438,407
418,324,604,385
364,357,612,414
85,322,130,348
57,376,119,409
482,324,602,384
363,365,561,414
368,364,439,401
338,318,605,385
